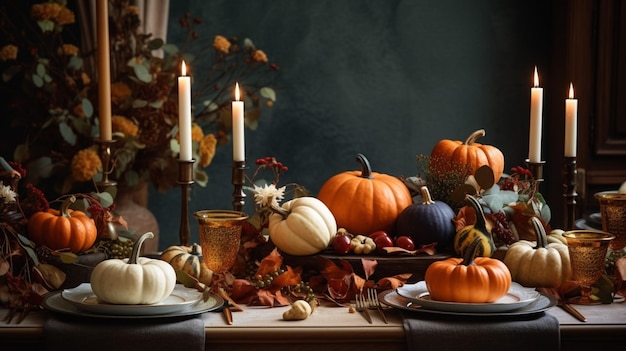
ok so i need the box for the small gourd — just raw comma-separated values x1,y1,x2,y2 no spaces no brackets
395,186,456,249
160,243,213,286
90,232,176,304
503,217,571,288
453,194,496,257
27,195,97,253
282,300,313,320
425,237,511,303
268,196,337,256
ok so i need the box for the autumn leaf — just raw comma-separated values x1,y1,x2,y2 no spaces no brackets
361,258,377,280
378,273,412,290
256,248,283,276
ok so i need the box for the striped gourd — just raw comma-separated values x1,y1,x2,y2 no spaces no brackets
453,195,496,257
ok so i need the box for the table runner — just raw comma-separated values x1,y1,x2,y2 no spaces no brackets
44,314,205,351
402,312,560,351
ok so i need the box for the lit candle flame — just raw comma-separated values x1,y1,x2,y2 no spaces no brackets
181,60,187,76
235,82,240,101
569,83,574,99
533,66,539,87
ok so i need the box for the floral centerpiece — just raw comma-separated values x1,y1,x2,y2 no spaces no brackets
0,0,279,197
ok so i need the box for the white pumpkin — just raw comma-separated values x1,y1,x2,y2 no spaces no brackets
503,217,571,288
268,196,337,256
90,232,176,304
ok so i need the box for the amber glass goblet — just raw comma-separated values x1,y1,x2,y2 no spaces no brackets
595,192,626,251
194,210,248,273
564,230,615,305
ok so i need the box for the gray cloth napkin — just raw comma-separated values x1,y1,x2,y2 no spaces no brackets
44,315,205,351
402,312,560,351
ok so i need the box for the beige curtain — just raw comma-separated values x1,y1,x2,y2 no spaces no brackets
78,0,170,77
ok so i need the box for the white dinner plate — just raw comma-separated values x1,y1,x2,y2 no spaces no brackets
380,289,556,318
396,281,540,313
61,283,204,316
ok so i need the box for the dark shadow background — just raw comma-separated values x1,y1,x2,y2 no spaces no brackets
148,0,554,250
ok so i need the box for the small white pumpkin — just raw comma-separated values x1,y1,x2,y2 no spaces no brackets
268,196,337,256
503,217,571,288
90,232,176,304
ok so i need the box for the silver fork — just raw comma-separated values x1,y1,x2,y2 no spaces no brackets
367,288,388,324
355,293,372,324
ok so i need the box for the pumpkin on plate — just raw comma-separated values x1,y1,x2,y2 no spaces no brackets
160,243,213,286
395,186,456,250
429,129,505,183
27,195,97,253
317,154,412,235
503,216,571,288
425,237,511,303
268,196,337,256
91,232,176,304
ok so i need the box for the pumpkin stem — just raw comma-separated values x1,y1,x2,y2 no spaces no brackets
420,186,435,205
60,195,77,218
128,232,154,264
356,153,374,179
191,243,202,255
529,216,548,249
461,237,482,266
269,197,290,219
464,129,486,145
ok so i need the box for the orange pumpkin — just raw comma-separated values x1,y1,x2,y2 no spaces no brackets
425,237,511,303
28,195,97,253
317,154,412,235
429,129,505,182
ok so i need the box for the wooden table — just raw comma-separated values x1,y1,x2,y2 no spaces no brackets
3,299,625,351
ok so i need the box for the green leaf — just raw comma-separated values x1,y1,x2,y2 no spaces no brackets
148,99,164,109
133,63,152,83
243,38,255,50
68,56,83,70
36,63,46,77
93,191,114,208
162,43,179,55
195,169,208,187
43,73,52,83
32,74,44,87
17,233,34,247
175,270,199,288
37,19,55,32
82,98,94,118
59,121,77,145
132,99,148,108
28,156,53,178
22,244,40,266
59,252,78,264
147,38,164,50
260,87,276,102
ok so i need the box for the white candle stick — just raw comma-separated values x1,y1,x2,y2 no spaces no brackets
178,61,192,161
96,0,112,141
528,66,543,163
232,83,245,162
565,83,578,157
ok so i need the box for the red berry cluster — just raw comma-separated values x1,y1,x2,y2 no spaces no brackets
255,156,288,172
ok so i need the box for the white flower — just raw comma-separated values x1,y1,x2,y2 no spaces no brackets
253,184,286,208
0,182,17,203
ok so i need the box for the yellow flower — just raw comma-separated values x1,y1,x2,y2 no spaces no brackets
191,123,204,142
252,50,268,63
71,149,102,182
31,3,62,21
0,45,18,61
81,72,91,85
112,115,139,136
213,35,231,53
55,7,75,26
198,134,217,167
57,44,79,56
111,82,132,104
127,5,139,15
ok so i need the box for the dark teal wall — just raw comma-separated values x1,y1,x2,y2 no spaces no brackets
150,0,554,250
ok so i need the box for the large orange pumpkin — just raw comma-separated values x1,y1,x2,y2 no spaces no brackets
429,129,505,182
425,237,511,303
317,154,412,235
28,195,97,253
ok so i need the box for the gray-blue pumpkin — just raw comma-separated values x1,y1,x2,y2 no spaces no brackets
396,186,456,250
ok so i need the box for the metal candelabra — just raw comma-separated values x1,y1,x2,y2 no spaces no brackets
95,139,117,191
232,160,246,212
525,159,545,184
563,156,578,231
178,159,195,246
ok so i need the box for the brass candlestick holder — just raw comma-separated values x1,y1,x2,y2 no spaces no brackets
95,139,117,191
232,160,246,212
563,156,578,230
178,159,195,246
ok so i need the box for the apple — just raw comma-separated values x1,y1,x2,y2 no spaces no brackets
332,233,352,255
374,234,394,254
369,230,390,241
395,236,415,251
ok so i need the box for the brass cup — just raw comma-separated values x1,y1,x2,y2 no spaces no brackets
595,191,626,251
194,210,248,273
